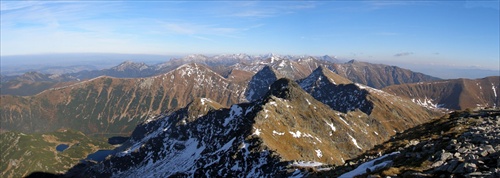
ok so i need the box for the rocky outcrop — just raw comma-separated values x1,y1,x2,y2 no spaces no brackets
318,109,500,177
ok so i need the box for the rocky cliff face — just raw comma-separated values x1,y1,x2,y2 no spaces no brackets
383,76,500,110
1,63,246,135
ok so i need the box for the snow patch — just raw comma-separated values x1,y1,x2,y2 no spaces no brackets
315,149,323,158
200,98,211,105
223,105,242,126
272,130,285,136
348,134,362,150
492,83,497,98
291,161,324,167
338,116,350,126
289,131,302,138
253,128,261,136
305,98,312,105
339,152,400,178
325,121,336,132
412,97,441,109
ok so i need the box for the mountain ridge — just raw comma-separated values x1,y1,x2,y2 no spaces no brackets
383,76,500,110
62,76,440,177
0,63,246,135
1,54,441,96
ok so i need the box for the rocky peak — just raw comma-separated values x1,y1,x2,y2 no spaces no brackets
184,54,209,61
299,67,374,114
300,66,352,90
347,59,358,64
265,78,307,101
170,63,224,79
184,98,224,123
112,61,149,71
244,65,283,101
319,55,339,63
19,71,48,81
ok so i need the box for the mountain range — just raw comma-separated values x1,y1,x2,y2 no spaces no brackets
1,53,498,177
64,75,438,177
1,54,438,96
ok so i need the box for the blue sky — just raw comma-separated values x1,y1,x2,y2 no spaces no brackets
1,1,499,70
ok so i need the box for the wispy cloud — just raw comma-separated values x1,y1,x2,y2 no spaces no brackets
219,1,317,18
464,0,500,10
367,1,415,10
394,52,413,57
161,22,246,39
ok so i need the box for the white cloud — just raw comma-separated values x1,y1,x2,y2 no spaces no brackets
219,1,317,18
394,52,414,57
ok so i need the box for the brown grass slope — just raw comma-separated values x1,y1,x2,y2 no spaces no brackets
383,76,500,110
254,78,439,165
0,63,246,135
331,60,441,89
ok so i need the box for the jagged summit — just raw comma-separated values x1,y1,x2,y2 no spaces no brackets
347,59,358,64
299,67,374,114
265,78,308,101
244,65,283,101
182,97,224,123
300,66,352,89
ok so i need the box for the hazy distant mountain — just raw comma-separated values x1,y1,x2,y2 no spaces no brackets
0,71,78,96
383,76,500,110
66,78,437,177
0,53,173,76
1,54,439,96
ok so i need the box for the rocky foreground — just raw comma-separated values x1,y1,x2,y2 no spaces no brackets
312,108,500,177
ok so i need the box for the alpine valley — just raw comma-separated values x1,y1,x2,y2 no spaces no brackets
1,54,499,177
